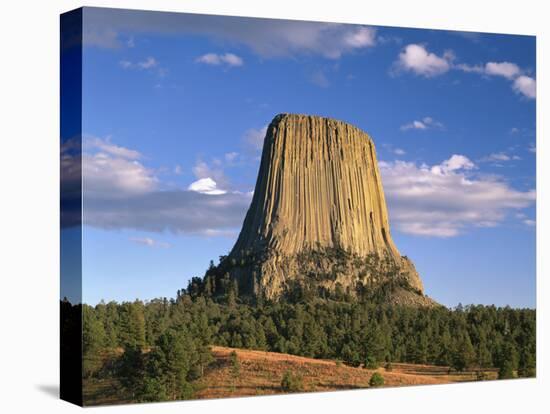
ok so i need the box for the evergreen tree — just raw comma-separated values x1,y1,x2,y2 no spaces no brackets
451,333,475,372
497,340,519,379
82,305,106,378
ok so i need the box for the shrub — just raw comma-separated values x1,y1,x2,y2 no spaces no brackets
369,372,384,387
518,367,536,378
230,350,240,378
281,370,304,392
498,362,516,380
384,362,393,372
364,355,379,369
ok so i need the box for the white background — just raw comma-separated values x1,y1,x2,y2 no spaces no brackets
0,0,547,412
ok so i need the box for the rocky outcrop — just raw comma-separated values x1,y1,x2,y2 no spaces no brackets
222,114,427,303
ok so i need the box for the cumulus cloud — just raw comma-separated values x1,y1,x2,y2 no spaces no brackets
400,116,444,131
82,137,157,198
196,53,244,67
513,75,536,99
344,26,377,48
456,61,535,100
394,44,452,77
464,61,535,99
129,237,171,248
188,177,227,195
434,154,475,173
379,155,535,237
191,160,229,189
394,43,536,100
484,62,520,79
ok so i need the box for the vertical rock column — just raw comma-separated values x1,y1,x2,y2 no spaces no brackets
227,113,423,299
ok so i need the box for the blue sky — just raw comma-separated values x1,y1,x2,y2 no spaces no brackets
70,7,536,307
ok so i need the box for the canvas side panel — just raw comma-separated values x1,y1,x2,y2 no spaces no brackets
60,7,83,407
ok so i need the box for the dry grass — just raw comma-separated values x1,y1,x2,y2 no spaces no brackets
194,346,490,399
83,346,498,405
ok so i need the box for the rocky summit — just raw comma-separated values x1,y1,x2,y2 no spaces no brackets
214,114,435,306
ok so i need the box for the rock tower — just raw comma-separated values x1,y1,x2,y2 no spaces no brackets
219,114,430,304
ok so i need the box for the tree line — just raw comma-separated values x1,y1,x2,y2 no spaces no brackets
77,293,535,402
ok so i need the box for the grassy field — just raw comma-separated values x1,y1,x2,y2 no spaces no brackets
193,346,498,399
83,346,499,405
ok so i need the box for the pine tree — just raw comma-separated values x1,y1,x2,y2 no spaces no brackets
451,332,475,372
82,305,106,378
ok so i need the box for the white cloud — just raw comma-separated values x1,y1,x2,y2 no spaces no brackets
523,219,536,227
173,165,183,175
513,75,536,99
196,53,244,67
82,137,157,197
224,152,239,163
481,152,521,163
483,152,511,162
528,143,536,153
430,154,475,175
138,56,158,69
393,42,535,101
84,136,141,159
456,60,535,100
83,27,120,48
221,23,377,59
484,62,520,79
394,148,406,156
244,126,268,151
191,160,228,188
395,44,452,77
62,136,253,236
343,26,377,48
400,116,444,131
454,63,484,74
188,177,227,195
379,155,535,237
84,9,377,59
119,56,159,70
129,237,171,248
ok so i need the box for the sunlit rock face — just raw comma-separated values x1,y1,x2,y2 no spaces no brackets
226,114,427,303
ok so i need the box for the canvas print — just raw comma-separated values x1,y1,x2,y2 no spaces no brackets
60,7,536,407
